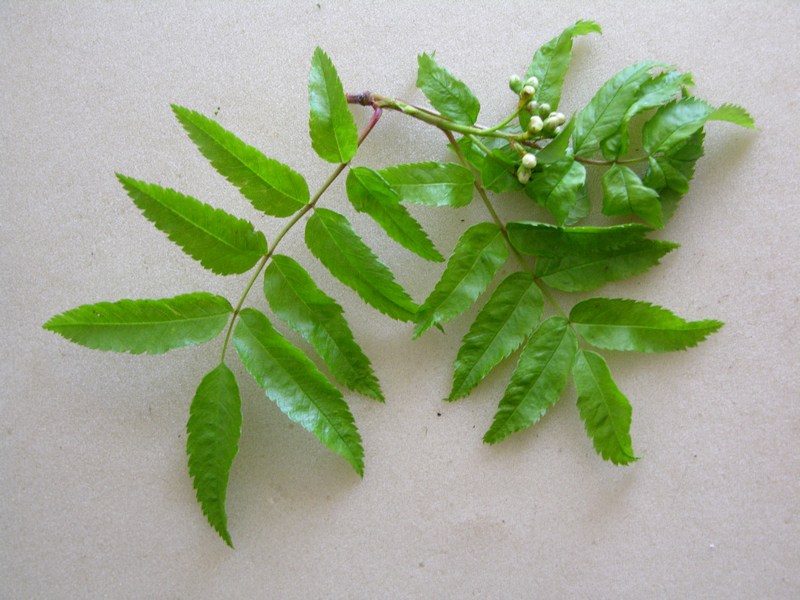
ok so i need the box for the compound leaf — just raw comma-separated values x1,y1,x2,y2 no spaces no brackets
43,292,232,354
449,272,543,401
377,162,474,207
525,158,587,225
535,239,678,292
483,316,577,444
570,298,723,352
305,208,418,322
116,174,267,275
415,222,508,338
601,164,663,227
573,350,636,465
346,167,443,262
233,308,364,475
309,47,358,163
186,362,242,547
416,52,480,126
171,105,309,217
507,221,651,257
573,61,660,157
264,254,383,401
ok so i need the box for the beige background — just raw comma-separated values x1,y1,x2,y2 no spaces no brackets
2,1,798,598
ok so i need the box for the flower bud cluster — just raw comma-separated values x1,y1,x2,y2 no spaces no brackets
524,100,566,138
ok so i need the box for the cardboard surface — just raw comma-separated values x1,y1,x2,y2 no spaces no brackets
2,2,798,597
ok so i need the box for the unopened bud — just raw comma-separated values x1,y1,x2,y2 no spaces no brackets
526,101,540,114
522,153,538,169
553,112,566,126
527,115,544,134
509,75,522,92
516,165,531,185
553,125,564,136
543,115,560,130
538,103,551,117
520,85,536,100
524,76,539,88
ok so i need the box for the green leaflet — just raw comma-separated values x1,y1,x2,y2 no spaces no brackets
186,363,242,547
519,20,601,129
573,61,660,157
416,52,480,126
525,158,587,225
305,208,418,322
43,293,232,354
233,308,364,476
456,137,522,194
601,70,695,159
570,298,723,352
535,117,576,164
601,164,663,227
116,174,267,275
645,129,705,221
573,350,636,465
483,317,578,444
708,103,756,129
643,97,714,155
309,47,358,164
171,105,309,217
415,222,508,338
346,167,443,262
377,162,474,207
449,272,543,401
264,254,383,401
535,239,678,292
507,221,651,257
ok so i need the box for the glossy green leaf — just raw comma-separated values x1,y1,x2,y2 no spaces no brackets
525,158,587,225
346,167,442,262
309,47,358,163
186,363,241,547
171,105,309,217
305,208,418,322
535,117,576,164
449,272,544,401
573,350,636,465
264,254,383,401
377,162,474,207
708,103,756,128
116,174,267,275
601,164,663,227
573,61,659,157
43,293,232,354
507,221,651,257
416,52,480,126
601,71,694,158
535,239,678,292
642,97,714,155
415,222,508,338
233,308,364,475
519,20,601,129
483,317,578,444
570,298,723,352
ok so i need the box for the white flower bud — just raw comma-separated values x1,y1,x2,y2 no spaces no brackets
522,153,538,169
554,112,566,126
538,102,551,117
520,85,536,100
553,125,564,136
526,101,539,114
509,75,522,92
516,165,531,185
543,115,560,130
527,115,544,134
525,76,539,88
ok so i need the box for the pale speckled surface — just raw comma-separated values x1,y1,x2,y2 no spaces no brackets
2,1,799,598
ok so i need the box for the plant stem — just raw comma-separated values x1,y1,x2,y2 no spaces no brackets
218,107,382,361
577,155,649,166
